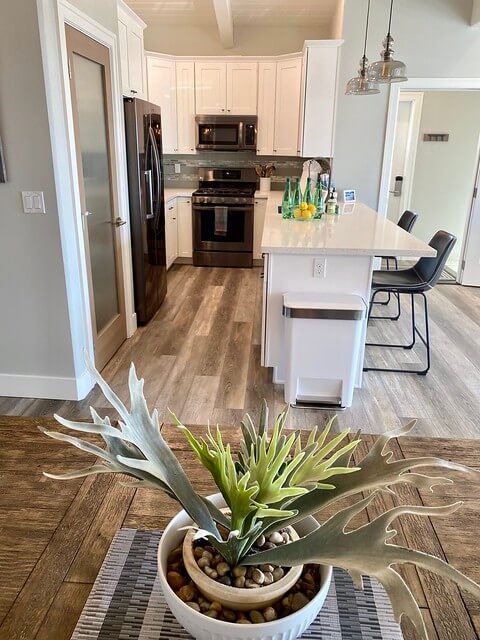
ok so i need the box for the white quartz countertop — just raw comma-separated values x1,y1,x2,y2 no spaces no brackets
164,188,194,201
261,192,436,257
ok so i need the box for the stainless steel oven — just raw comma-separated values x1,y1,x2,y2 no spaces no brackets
195,115,257,151
192,168,256,267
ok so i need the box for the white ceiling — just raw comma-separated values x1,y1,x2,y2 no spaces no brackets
125,0,338,27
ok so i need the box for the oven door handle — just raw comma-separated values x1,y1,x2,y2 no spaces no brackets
192,205,252,212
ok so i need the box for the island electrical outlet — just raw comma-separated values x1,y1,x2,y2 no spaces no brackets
313,257,327,278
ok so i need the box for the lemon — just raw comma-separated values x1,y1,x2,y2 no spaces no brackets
293,209,302,218
308,204,316,212
300,202,308,211
302,210,313,219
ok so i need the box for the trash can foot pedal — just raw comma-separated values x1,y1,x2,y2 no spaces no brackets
290,400,346,411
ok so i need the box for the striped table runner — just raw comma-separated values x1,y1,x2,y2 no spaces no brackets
71,528,402,640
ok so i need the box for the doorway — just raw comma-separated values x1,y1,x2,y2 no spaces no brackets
381,81,480,286
65,25,127,370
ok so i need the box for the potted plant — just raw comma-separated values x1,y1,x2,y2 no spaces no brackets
255,162,276,192
41,360,480,640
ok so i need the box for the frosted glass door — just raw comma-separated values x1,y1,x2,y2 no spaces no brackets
73,53,119,334
66,25,126,370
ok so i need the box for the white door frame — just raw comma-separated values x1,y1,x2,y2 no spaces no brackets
395,92,423,215
36,0,136,399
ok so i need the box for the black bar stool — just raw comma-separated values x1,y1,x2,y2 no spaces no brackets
364,230,456,376
373,210,418,320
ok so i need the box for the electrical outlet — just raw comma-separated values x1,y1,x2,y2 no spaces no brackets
313,257,327,278
174,163,181,174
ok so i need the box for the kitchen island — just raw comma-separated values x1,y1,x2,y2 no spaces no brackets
258,191,436,405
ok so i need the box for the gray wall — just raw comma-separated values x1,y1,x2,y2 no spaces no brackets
333,0,480,208
0,0,74,380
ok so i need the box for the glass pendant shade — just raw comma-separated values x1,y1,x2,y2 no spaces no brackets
368,35,407,83
346,56,380,95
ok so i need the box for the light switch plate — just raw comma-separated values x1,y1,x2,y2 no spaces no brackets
22,191,46,214
174,163,181,174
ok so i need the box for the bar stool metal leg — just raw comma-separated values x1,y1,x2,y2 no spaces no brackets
364,290,431,375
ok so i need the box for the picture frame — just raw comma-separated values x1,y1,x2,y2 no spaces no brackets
343,189,356,203
0,136,6,183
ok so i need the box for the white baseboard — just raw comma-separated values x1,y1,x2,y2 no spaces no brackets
0,368,94,401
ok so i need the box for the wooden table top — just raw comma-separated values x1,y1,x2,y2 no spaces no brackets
0,415,479,640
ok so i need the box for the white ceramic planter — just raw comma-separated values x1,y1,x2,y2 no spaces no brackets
259,177,272,192
158,494,333,640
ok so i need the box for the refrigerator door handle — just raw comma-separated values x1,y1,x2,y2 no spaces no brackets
144,169,154,219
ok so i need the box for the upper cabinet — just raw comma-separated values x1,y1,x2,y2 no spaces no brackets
147,56,178,153
226,62,258,114
256,62,276,156
195,61,258,115
299,41,342,158
176,61,196,154
273,57,303,156
195,62,227,114
117,0,146,98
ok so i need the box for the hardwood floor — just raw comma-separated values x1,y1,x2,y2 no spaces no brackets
1,265,480,438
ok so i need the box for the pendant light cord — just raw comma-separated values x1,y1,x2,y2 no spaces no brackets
363,0,371,58
387,0,394,37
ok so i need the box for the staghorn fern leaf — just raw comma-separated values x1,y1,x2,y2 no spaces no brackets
263,419,479,534
241,493,480,640
41,354,221,539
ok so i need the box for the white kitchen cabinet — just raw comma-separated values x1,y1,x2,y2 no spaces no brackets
147,56,178,153
256,62,276,155
254,198,268,260
177,197,193,258
300,42,341,158
165,199,178,269
273,57,302,156
195,61,258,115
195,62,227,114
117,1,146,98
226,62,258,114
176,62,196,154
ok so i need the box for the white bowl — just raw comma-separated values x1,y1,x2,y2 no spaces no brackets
158,494,332,640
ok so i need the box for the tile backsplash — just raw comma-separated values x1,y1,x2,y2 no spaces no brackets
163,152,307,189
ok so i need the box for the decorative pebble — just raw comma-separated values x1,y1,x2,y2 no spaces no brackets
282,531,290,543
262,541,276,550
216,562,230,577
255,534,266,547
232,566,246,578
291,592,310,611
204,610,218,618
199,600,211,612
268,532,284,545
167,571,186,590
202,550,213,561
177,584,197,602
272,567,285,582
237,619,252,624
210,601,222,612
218,575,231,586
193,547,204,559
263,606,277,622
233,576,246,588
250,610,265,624
259,564,274,572
252,568,265,585
263,571,274,585
168,546,183,562
223,609,236,622
245,579,260,588
204,566,218,580
186,601,200,612
197,557,210,569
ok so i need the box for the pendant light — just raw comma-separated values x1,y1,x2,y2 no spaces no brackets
345,0,380,95
368,0,408,83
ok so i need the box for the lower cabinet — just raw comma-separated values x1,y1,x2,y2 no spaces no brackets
177,197,193,258
165,198,178,269
254,198,268,260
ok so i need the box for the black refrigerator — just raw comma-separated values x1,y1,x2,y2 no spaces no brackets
124,97,167,325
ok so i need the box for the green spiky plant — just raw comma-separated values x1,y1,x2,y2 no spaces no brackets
41,359,480,640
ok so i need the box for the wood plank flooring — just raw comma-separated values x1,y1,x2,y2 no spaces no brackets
0,415,479,640
1,265,480,438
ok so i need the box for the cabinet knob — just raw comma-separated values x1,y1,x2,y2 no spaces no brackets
190,148,194,151
221,108,225,112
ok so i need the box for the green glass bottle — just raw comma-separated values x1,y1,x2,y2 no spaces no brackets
314,180,324,217
293,178,302,208
304,177,313,205
281,178,293,219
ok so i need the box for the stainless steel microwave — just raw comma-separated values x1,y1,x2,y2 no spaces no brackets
195,115,257,151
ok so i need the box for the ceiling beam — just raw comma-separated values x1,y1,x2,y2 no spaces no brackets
472,0,480,25
212,0,235,49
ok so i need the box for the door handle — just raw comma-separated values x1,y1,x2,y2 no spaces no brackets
82,210,93,217
113,217,127,227
144,169,154,219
